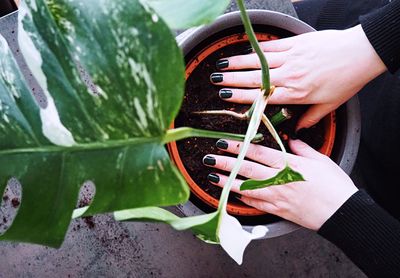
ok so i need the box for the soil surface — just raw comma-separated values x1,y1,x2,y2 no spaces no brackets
174,37,325,209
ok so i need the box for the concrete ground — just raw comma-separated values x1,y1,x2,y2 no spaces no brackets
0,1,366,277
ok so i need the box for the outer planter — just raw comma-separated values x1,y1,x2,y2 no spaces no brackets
168,32,337,216
173,10,361,238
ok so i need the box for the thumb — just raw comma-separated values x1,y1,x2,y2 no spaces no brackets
296,103,336,130
289,139,325,160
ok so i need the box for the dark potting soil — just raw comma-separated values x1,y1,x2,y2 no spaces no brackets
174,37,326,209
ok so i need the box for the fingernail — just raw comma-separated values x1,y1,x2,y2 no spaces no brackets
203,155,216,166
219,89,232,99
242,47,253,55
210,73,223,83
216,139,229,150
216,59,229,69
207,173,220,183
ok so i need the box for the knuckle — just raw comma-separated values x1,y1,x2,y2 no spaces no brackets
253,148,265,162
270,157,284,168
275,201,289,213
237,91,246,102
221,159,230,171
240,164,254,177
233,142,241,153
246,190,262,199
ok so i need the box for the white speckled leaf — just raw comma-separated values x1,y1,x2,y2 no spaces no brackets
145,0,231,29
0,0,188,247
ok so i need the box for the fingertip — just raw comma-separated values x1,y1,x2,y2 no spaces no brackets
216,139,229,150
210,73,223,84
288,138,320,159
207,173,220,184
219,89,233,99
288,138,305,149
202,155,216,166
216,59,229,70
295,120,314,131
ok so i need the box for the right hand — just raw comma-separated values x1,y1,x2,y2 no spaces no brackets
211,25,387,129
204,139,358,231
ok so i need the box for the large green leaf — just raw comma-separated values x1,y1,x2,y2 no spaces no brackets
0,0,188,247
145,0,231,29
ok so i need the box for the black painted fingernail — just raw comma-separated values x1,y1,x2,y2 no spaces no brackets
203,155,216,166
242,47,253,55
210,73,223,83
207,173,220,183
216,139,229,150
216,59,229,69
219,89,232,99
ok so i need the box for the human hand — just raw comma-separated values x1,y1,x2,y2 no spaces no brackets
202,139,358,231
210,25,387,130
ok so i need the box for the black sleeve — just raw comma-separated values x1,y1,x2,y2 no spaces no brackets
360,0,400,73
318,190,400,277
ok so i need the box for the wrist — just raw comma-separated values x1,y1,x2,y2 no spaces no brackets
313,187,359,231
346,25,387,80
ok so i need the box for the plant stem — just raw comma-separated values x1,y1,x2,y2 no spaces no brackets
218,93,268,210
217,0,284,213
270,108,292,126
162,127,263,144
193,110,247,120
236,0,270,93
261,114,287,156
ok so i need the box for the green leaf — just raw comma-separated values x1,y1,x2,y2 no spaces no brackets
114,206,269,263
0,0,187,247
240,166,306,191
144,0,230,29
114,207,220,243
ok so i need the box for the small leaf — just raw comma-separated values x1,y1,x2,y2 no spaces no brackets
144,0,230,29
240,166,306,191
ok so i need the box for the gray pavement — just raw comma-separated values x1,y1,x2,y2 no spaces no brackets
0,1,365,277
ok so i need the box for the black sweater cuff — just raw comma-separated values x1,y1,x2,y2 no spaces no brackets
318,190,400,277
360,0,400,73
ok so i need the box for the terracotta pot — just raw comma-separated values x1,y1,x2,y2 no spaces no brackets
168,32,336,216
171,10,360,238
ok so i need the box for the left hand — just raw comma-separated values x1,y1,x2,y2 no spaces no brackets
203,139,358,231
210,26,386,130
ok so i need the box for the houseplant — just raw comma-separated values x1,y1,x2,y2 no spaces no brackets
168,17,337,217
168,9,360,238
0,0,360,264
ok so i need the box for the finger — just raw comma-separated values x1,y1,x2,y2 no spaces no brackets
289,139,326,160
218,88,261,104
210,69,286,88
202,154,278,179
215,139,298,168
259,37,295,52
296,103,336,130
220,87,298,105
216,52,286,71
240,196,279,214
268,87,305,105
208,173,277,202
